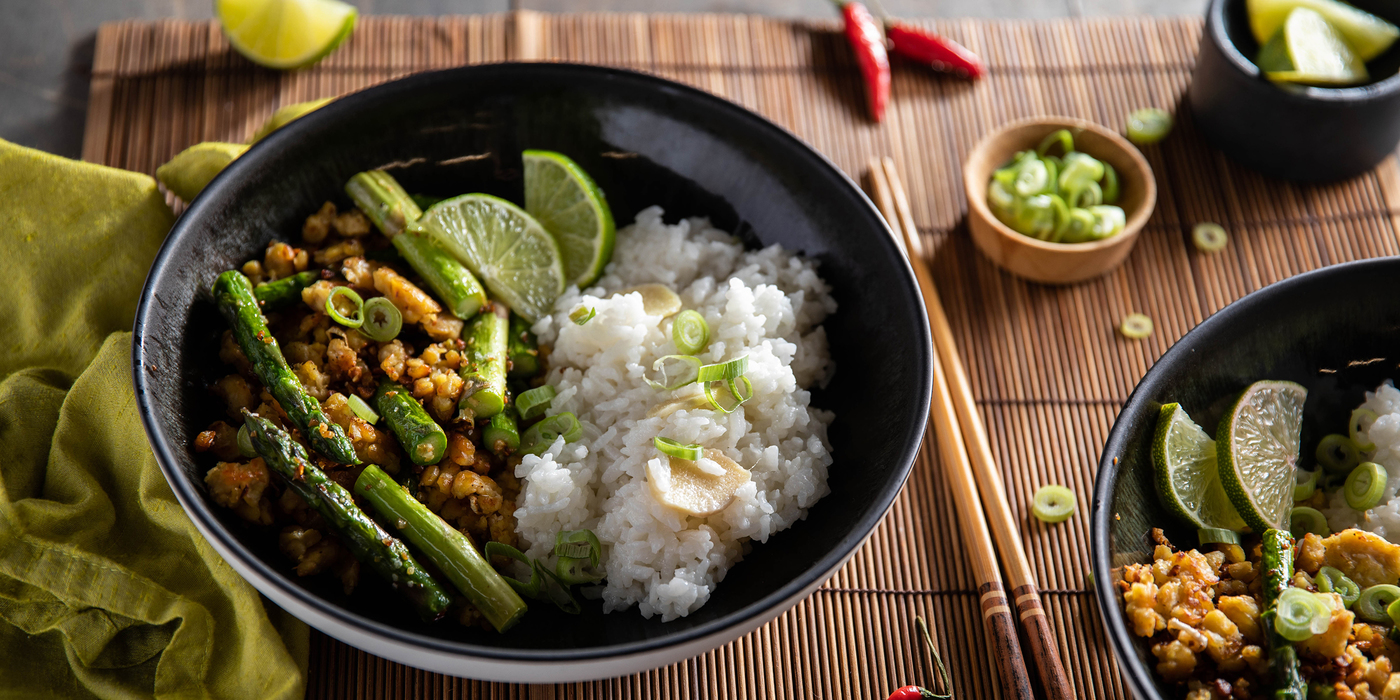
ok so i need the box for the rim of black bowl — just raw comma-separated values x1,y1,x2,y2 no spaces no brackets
1207,0,1400,103
1091,256,1392,699
132,62,932,664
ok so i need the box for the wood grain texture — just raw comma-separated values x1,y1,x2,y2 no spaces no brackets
84,12,1400,699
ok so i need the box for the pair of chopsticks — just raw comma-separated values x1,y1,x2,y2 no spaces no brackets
867,157,1073,700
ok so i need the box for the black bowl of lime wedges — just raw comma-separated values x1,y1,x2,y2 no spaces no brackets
1092,257,1400,700
1190,0,1400,182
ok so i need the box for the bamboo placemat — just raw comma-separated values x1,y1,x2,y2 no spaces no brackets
84,12,1400,699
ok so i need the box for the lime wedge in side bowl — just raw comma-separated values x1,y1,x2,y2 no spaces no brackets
1215,379,1308,533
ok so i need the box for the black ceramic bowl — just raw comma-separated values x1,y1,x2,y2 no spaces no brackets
131,63,931,682
1092,257,1400,698
1189,0,1400,182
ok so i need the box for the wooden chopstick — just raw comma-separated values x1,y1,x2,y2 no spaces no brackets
872,157,1075,700
868,160,1034,700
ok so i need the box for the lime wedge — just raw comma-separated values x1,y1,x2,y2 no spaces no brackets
1248,0,1398,62
1216,380,1308,533
417,194,565,322
217,0,357,70
156,142,249,201
1154,403,1247,531
1261,7,1369,86
522,150,616,288
251,97,333,142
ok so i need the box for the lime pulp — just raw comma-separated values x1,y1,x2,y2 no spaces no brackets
522,150,616,288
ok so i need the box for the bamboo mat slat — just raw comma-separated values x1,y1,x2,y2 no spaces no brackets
83,12,1400,699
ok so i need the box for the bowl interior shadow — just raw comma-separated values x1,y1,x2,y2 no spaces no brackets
1094,257,1400,698
134,64,931,658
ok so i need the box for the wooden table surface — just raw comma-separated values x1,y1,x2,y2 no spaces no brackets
3,0,1204,160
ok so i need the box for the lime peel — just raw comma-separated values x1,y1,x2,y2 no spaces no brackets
523,150,616,288
217,0,357,70
1216,380,1308,533
1153,403,1247,531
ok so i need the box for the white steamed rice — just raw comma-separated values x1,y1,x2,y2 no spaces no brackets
1323,380,1400,539
512,205,837,621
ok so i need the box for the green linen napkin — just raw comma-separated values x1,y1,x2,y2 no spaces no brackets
0,138,309,699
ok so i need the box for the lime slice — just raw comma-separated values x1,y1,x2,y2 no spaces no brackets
1216,380,1308,532
1153,403,1247,531
156,142,249,201
1248,0,1399,62
251,97,333,142
417,194,565,322
217,0,357,70
522,150,616,288
1260,7,1369,86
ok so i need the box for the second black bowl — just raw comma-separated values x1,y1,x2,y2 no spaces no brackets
1189,0,1400,182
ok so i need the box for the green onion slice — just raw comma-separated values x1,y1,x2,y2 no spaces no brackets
1119,313,1153,340
1059,208,1097,243
1316,566,1361,608
554,529,602,565
1197,527,1241,546
570,306,596,325
1345,461,1388,511
236,423,256,458
1126,108,1173,145
1289,506,1330,538
672,310,710,355
1059,153,1105,192
1101,163,1119,204
1088,205,1126,239
519,412,583,456
1013,156,1052,197
1317,433,1362,474
1036,129,1074,157
483,541,543,598
536,562,582,614
1032,484,1076,523
1351,408,1380,452
988,179,1016,216
347,394,379,425
360,297,403,342
697,355,749,384
516,385,557,420
1295,468,1320,501
645,355,702,391
704,376,754,414
1192,223,1229,253
654,436,703,461
325,286,365,329
1275,587,1329,641
1355,584,1400,624
1013,194,1060,239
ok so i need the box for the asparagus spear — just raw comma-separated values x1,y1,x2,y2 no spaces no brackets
507,313,541,378
345,171,488,320
483,405,521,455
1261,528,1306,700
354,464,528,632
213,270,359,464
373,379,448,466
242,411,452,621
458,303,510,421
254,270,320,311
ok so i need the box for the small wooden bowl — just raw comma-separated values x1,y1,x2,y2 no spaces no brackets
963,117,1156,284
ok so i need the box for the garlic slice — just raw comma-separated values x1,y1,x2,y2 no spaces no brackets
615,283,682,317
645,448,751,516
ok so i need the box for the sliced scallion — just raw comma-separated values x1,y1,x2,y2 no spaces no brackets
654,436,703,461
1197,527,1241,546
347,394,379,425
1274,587,1329,641
672,310,710,355
1013,157,1052,197
1192,222,1229,253
645,354,702,391
326,286,365,329
361,297,403,342
1119,313,1153,340
483,541,543,598
1316,566,1361,608
1355,584,1400,624
1289,506,1330,538
1351,408,1379,452
1032,484,1076,523
1035,129,1074,157
1295,468,1320,501
554,529,602,563
697,355,749,384
519,412,583,456
703,376,754,414
570,306,596,325
1345,461,1388,511
1101,163,1120,204
1317,433,1362,474
516,385,557,420
1126,108,1173,145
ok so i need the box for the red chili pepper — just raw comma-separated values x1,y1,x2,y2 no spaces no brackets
837,1,890,122
885,23,984,79
886,686,941,700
